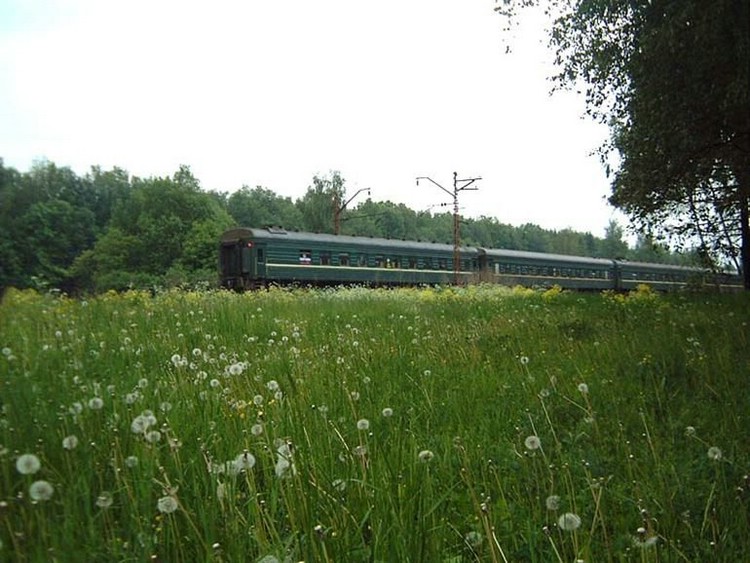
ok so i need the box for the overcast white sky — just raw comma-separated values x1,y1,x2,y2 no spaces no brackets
0,0,626,237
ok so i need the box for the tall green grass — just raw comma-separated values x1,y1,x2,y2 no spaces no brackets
1,285,748,561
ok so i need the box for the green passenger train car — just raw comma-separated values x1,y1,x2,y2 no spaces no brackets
219,226,744,291
219,227,478,289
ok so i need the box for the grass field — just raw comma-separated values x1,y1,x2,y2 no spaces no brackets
1,285,749,562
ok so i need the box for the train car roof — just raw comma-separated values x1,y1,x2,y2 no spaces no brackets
481,247,614,266
612,259,707,272
221,227,477,254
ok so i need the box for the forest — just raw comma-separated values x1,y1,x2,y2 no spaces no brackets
0,159,689,294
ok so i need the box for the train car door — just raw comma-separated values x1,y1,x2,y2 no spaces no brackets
254,243,267,279
240,241,257,283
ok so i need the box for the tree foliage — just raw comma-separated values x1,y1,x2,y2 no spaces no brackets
0,157,689,294
497,0,750,285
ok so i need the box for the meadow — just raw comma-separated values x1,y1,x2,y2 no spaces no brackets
1,285,748,562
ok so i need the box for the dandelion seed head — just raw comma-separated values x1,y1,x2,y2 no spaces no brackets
96,491,114,509
557,512,582,531
418,449,435,463
524,435,542,451
145,430,162,443
251,423,264,436
545,495,561,511
29,480,54,501
519,356,530,365
464,531,483,548
232,452,256,473
266,380,279,392
707,446,722,461
356,418,370,431
62,435,79,450
16,453,41,475
125,455,138,468
381,407,394,417
157,495,179,514
88,397,104,410
577,382,589,394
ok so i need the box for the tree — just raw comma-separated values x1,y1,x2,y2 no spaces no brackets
600,220,629,259
297,171,346,233
87,166,233,289
226,186,303,229
497,0,750,287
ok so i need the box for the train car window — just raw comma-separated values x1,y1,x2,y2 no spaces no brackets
320,252,331,266
257,249,265,263
299,250,312,264
339,254,349,266
392,257,400,269
409,257,417,269
438,258,447,270
358,254,368,267
376,255,385,268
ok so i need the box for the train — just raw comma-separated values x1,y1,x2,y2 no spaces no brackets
219,226,744,291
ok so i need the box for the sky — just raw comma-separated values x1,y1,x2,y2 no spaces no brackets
0,0,627,237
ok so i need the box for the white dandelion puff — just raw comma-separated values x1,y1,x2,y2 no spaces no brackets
558,512,582,531
577,382,589,394
464,531,483,548
418,450,435,463
16,453,41,475
130,415,151,434
88,397,104,410
545,495,561,511
266,380,279,392
125,455,139,468
96,491,114,509
62,435,79,450
356,419,370,431
251,423,264,436
275,443,296,478
381,407,394,417
157,495,179,514
232,452,256,473
707,446,722,461
524,435,542,451
145,430,162,444
29,480,55,501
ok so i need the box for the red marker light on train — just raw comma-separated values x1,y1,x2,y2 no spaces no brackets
247,242,253,247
